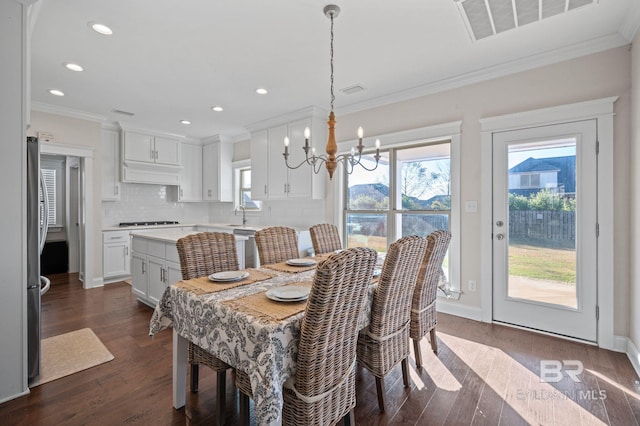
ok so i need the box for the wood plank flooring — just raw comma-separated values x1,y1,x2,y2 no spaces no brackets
1,273,639,425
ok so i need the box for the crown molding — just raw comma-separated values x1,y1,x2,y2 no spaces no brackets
31,101,106,123
232,132,251,143
246,106,328,132
335,33,629,117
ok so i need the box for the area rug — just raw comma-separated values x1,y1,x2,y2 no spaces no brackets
34,328,114,386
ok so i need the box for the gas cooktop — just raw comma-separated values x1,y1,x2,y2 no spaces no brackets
118,221,179,227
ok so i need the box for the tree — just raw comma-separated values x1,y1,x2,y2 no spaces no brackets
400,160,451,209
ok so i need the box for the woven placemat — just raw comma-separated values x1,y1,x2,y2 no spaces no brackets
175,269,276,295
223,281,313,321
263,261,317,274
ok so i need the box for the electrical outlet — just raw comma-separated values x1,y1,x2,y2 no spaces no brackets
468,280,477,292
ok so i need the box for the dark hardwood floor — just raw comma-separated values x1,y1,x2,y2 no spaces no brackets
1,273,639,425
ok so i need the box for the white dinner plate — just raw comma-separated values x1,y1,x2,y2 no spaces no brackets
209,271,249,282
286,258,317,267
265,286,310,302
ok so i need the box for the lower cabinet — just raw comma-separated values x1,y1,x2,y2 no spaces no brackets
103,230,131,283
131,236,182,307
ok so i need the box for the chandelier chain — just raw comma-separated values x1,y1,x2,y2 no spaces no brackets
282,4,380,180
330,12,335,112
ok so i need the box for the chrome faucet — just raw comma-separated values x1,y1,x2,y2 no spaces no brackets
236,205,247,226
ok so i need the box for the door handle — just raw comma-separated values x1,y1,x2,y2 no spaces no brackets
496,233,505,240
496,220,504,227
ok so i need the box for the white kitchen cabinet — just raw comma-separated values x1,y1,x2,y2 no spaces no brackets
202,138,233,202
250,130,269,199
250,111,326,200
122,131,181,166
101,128,121,201
130,235,185,307
103,230,131,282
131,252,147,300
121,129,182,185
172,142,202,202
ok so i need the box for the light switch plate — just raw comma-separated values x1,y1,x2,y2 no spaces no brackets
465,200,477,213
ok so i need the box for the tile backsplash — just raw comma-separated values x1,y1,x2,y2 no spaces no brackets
102,183,209,227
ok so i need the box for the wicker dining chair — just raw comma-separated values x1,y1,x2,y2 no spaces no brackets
309,223,342,255
356,235,427,412
176,231,239,426
411,230,451,367
235,247,378,426
254,226,299,265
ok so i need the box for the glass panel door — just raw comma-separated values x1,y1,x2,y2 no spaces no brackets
492,120,597,342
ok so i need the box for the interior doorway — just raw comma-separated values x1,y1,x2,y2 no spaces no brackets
39,154,81,276
40,142,94,288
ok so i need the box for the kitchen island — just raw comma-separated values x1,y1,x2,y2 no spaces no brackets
129,227,249,307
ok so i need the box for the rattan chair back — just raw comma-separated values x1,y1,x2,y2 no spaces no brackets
254,226,299,265
284,247,377,425
176,232,239,279
309,223,342,254
175,231,236,425
356,235,427,412
410,230,451,359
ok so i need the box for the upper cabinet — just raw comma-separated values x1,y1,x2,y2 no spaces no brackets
101,127,121,201
173,142,203,202
120,127,182,185
202,137,233,202
250,108,326,201
123,131,180,166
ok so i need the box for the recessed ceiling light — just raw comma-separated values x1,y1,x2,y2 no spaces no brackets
64,63,84,72
180,120,191,125
255,88,268,95
49,89,64,97
89,22,113,35
211,106,223,112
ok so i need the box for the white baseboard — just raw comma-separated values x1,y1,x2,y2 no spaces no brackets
437,299,483,321
86,277,104,289
0,388,29,404
626,337,640,379
612,335,629,353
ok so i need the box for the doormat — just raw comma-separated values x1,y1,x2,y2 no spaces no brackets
32,328,114,386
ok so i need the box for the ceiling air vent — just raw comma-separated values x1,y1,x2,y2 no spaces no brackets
340,84,365,95
111,108,135,116
455,0,597,41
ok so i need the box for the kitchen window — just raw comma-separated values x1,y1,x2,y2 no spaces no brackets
235,164,261,210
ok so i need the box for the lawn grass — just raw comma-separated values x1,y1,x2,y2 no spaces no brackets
509,240,576,284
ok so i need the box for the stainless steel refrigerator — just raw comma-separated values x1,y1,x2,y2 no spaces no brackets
27,136,51,386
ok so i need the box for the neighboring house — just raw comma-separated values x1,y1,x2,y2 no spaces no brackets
508,155,576,197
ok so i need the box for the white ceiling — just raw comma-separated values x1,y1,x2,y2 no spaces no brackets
30,0,638,140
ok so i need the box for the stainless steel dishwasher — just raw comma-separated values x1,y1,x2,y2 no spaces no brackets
233,228,257,268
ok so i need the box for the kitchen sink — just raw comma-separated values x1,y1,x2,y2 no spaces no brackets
232,228,256,235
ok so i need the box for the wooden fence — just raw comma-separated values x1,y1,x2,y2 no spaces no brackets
509,210,575,241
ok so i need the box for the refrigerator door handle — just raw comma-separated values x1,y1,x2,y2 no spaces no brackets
39,170,50,255
40,276,50,296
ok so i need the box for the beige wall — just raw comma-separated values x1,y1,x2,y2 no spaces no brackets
27,111,103,286
335,46,632,335
630,36,640,354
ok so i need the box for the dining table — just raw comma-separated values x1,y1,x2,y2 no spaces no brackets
149,252,383,426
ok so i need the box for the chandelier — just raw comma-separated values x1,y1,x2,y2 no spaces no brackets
282,4,381,180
